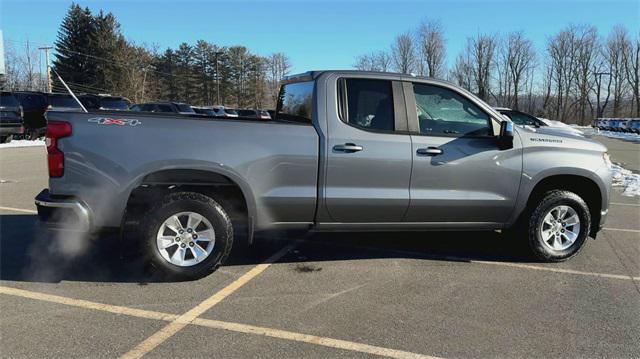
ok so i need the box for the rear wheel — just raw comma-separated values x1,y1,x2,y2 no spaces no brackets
143,192,233,279
0,135,11,143
527,190,591,262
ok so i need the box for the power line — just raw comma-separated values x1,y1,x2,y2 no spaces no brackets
5,38,183,79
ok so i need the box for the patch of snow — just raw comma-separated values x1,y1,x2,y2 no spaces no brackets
0,139,45,149
611,164,640,197
597,131,640,143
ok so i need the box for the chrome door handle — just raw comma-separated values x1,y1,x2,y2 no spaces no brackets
416,147,443,156
333,143,363,152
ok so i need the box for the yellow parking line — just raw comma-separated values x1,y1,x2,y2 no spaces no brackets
0,206,37,214
603,227,640,233
0,286,178,321
0,284,439,359
192,318,440,359
120,243,296,359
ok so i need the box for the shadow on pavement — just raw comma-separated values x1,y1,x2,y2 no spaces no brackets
1,214,534,284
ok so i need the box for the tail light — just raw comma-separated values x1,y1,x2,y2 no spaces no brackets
46,121,72,177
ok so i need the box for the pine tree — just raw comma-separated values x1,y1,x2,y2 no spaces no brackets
52,3,98,91
93,10,126,94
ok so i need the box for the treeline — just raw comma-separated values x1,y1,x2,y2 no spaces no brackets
355,20,639,124
3,3,291,109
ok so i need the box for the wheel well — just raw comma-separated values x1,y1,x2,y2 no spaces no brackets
527,175,602,234
124,169,250,242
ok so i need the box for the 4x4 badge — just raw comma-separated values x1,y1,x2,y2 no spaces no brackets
88,118,141,126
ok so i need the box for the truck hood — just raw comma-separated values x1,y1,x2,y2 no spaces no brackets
516,126,607,153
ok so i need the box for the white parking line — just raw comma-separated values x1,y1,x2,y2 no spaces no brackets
0,284,439,359
298,239,640,282
603,227,640,233
0,206,37,214
120,243,297,359
610,202,640,207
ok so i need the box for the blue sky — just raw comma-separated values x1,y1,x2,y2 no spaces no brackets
1,0,639,73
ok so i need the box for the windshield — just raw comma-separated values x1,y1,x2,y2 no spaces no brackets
100,99,129,110
0,93,20,107
49,96,81,108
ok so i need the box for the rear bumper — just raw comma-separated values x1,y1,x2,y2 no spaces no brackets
0,125,23,135
35,189,91,231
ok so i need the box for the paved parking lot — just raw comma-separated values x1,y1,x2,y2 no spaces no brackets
1,136,639,358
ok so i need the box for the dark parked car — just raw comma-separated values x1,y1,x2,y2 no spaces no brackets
191,106,217,116
130,102,196,115
0,92,24,143
47,93,84,112
13,91,47,139
236,109,271,120
79,94,131,111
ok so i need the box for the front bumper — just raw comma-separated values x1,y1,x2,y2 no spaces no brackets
35,189,91,231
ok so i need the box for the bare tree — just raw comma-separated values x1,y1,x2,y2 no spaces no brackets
266,52,291,103
625,33,640,116
416,20,446,78
1,40,46,91
504,32,535,110
604,25,631,117
392,32,416,74
353,53,377,71
450,51,474,91
546,26,580,121
468,34,496,101
573,26,599,124
375,51,392,72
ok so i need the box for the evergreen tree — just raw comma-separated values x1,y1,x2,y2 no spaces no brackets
52,3,98,90
92,10,126,93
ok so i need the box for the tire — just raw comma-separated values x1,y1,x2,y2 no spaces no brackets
142,191,233,279
0,135,11,144
527,190,591,262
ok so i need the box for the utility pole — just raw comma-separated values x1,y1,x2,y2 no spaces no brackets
594,69,611,119
214,51,223,105
38,46,53,93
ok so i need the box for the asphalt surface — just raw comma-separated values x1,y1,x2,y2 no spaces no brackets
0,138,638,358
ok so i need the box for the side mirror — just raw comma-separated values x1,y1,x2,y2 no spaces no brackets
498,121,514,149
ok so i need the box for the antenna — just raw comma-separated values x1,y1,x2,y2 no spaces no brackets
51,68,88,113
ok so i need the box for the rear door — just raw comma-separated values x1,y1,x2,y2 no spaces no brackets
404,82,522,225
324,77,413,222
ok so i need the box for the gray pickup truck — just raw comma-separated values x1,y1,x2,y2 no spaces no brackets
35,71,613,279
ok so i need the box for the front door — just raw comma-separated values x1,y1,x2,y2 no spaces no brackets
404,82,522,225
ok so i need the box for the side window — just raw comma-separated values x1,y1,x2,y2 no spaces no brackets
276,81,313,124
141,104,156,112
413,83,491,137
340,78,394,132
157,104,174,113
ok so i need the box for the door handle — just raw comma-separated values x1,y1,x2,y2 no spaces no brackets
416,147,443,156
333,143,363,152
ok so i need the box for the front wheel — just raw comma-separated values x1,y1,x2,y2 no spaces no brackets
527,190,591,262
143,192,233,279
